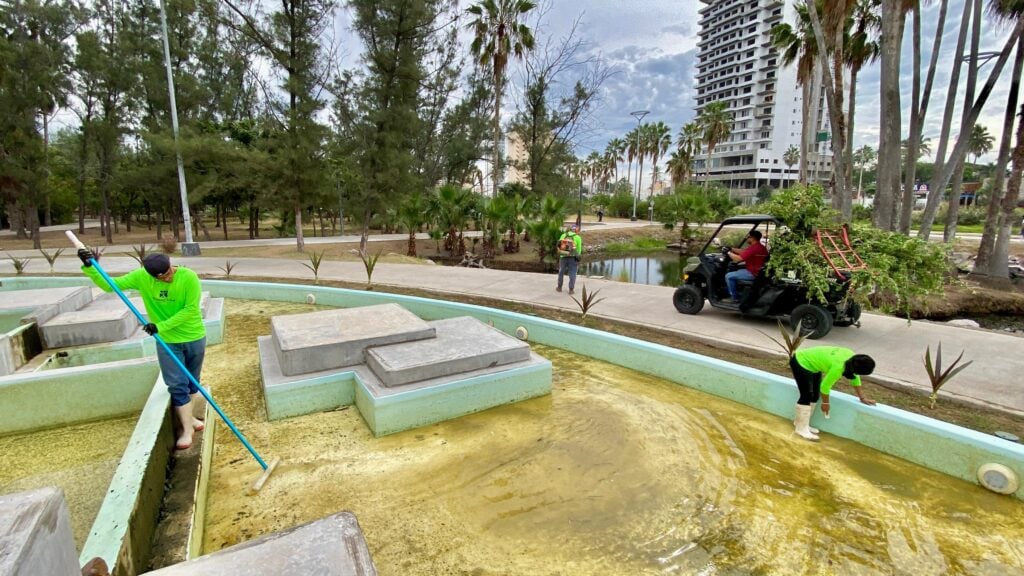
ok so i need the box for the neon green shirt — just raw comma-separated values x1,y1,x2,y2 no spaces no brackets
83,265,206,344
795,346,861,394
557,231,582,257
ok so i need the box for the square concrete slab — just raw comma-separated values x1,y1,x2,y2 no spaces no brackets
0,487,80,576
40,306,136,348
366,317,531,387
270,304,435,376
0,287,91,313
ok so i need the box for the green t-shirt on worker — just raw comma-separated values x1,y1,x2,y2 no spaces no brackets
82,265,206,344
557,231,582,257
794,346,860,394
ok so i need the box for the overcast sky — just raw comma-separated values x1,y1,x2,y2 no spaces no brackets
497,0,1018,164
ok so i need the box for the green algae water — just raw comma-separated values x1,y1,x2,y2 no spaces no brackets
0,414,138,547
201,300,1024,575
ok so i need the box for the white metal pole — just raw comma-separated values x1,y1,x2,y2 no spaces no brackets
630,110,649,221
159,0,194,247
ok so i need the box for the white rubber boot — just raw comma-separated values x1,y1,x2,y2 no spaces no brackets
793,404,820,441
174,402,196,450
792,408,819,434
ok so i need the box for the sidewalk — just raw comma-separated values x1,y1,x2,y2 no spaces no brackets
8,253,1022,417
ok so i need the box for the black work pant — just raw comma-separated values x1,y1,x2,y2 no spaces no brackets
789,356,822,406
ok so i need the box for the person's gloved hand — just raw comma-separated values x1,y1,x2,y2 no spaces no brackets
77,248,96,267
720,245,732,255
143,323,159,336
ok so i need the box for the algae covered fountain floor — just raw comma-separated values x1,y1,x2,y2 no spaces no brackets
0,414,138,548
201,299,1024,575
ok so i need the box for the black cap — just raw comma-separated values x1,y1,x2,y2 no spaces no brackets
143,253,171,277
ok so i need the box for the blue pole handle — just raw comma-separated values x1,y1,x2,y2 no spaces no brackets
67,236,268,470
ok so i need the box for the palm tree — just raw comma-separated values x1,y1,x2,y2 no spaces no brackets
968,123,995,165
467,0,537,196
604,138,625,185
676,122,702,186
666,150,689,187
902,137,932,164
647,121,672,198
697,101,732,186
853,144,877,200
625,127,639,185
397,192,428,257
783,145,800,188
844,0,881,194
772,3,820,184
633,123,651,201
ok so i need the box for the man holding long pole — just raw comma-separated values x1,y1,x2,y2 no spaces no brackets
77,248,206,450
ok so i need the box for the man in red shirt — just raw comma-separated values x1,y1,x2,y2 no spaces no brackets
725,230,769,302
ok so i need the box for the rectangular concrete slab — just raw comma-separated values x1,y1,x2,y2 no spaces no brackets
142,511,376,575
0,487,80,576
270,303,434,376
259,335,357,421
0,286,91,314
40,306,136,348
366,317,530,387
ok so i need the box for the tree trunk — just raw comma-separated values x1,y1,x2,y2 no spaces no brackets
991,102,1024,278
923,18,1023,240
945,0,983,243
924,0,971,239
407,229,417,257
806,3,849,220
492,73,504,197
295,204,305,251
875,0,906,230
42,114,51,227
100,151,113,244
799,81,811,184
976,34,1024,276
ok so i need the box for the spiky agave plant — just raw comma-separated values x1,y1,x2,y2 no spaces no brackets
359,248,383,290
924,343,973,409
217,260,237,277
570,284,606,320
38,248,64,272
757,319,808,358
129,244,152,265
301,250,326,284
6,254,31,275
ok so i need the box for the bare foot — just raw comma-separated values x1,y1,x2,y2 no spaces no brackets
193,420,205,432
175,431,193,450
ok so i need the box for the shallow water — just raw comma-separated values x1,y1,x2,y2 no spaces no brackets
0,414,138,547
202,299,1024,575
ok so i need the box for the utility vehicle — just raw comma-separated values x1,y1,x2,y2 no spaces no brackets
672,215,862,339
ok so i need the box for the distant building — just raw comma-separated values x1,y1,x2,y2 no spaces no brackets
502,132,531,190
692,0,832,199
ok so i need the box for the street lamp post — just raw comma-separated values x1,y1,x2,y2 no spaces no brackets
630,110,649,221
577,174,584,230
158,0,199,256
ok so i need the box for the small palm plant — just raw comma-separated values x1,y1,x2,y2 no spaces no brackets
6,254,31,275
758,319,808,358
39,248,64,273
616,268,630,283
570,284,605,320
217,260,237,277
302,250,326,284
128,244,152,265
358,248,383,290
924,343,973,409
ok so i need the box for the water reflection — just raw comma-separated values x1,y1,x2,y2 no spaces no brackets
580,252,687,287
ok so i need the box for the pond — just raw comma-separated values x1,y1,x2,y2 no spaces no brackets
579,252,688,287
199,299,1024,575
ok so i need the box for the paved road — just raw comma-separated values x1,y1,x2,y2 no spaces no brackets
7,251,1021,417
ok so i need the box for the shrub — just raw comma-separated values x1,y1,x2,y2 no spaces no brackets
160,238,177,254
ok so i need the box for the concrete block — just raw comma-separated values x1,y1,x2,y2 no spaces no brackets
0,286,92,316
259,336,357,421
202,297,225,345
0,487,80,576
270,304,434,377
142,511,376,576
356,353,552,436
39,306,136,348
366,317,530,387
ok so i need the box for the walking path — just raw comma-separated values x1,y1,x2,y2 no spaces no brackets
7,249,1022,417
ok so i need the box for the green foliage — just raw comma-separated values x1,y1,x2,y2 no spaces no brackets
924,343,973,409
128,244,152,265
852,204,873,222
526,193,567,265
658,184,714,244
765,185,949,314
606,187,635,218
604,237,666,253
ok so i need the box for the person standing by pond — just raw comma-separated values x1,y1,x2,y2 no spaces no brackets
789,346,877,441
77,250,207,450
556,223,583,295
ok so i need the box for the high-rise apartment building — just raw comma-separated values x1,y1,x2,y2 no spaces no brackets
693,0,831,197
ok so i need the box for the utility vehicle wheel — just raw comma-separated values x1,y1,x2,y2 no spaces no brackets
834,302,862,327
673,285,705,314
790,304,833,339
